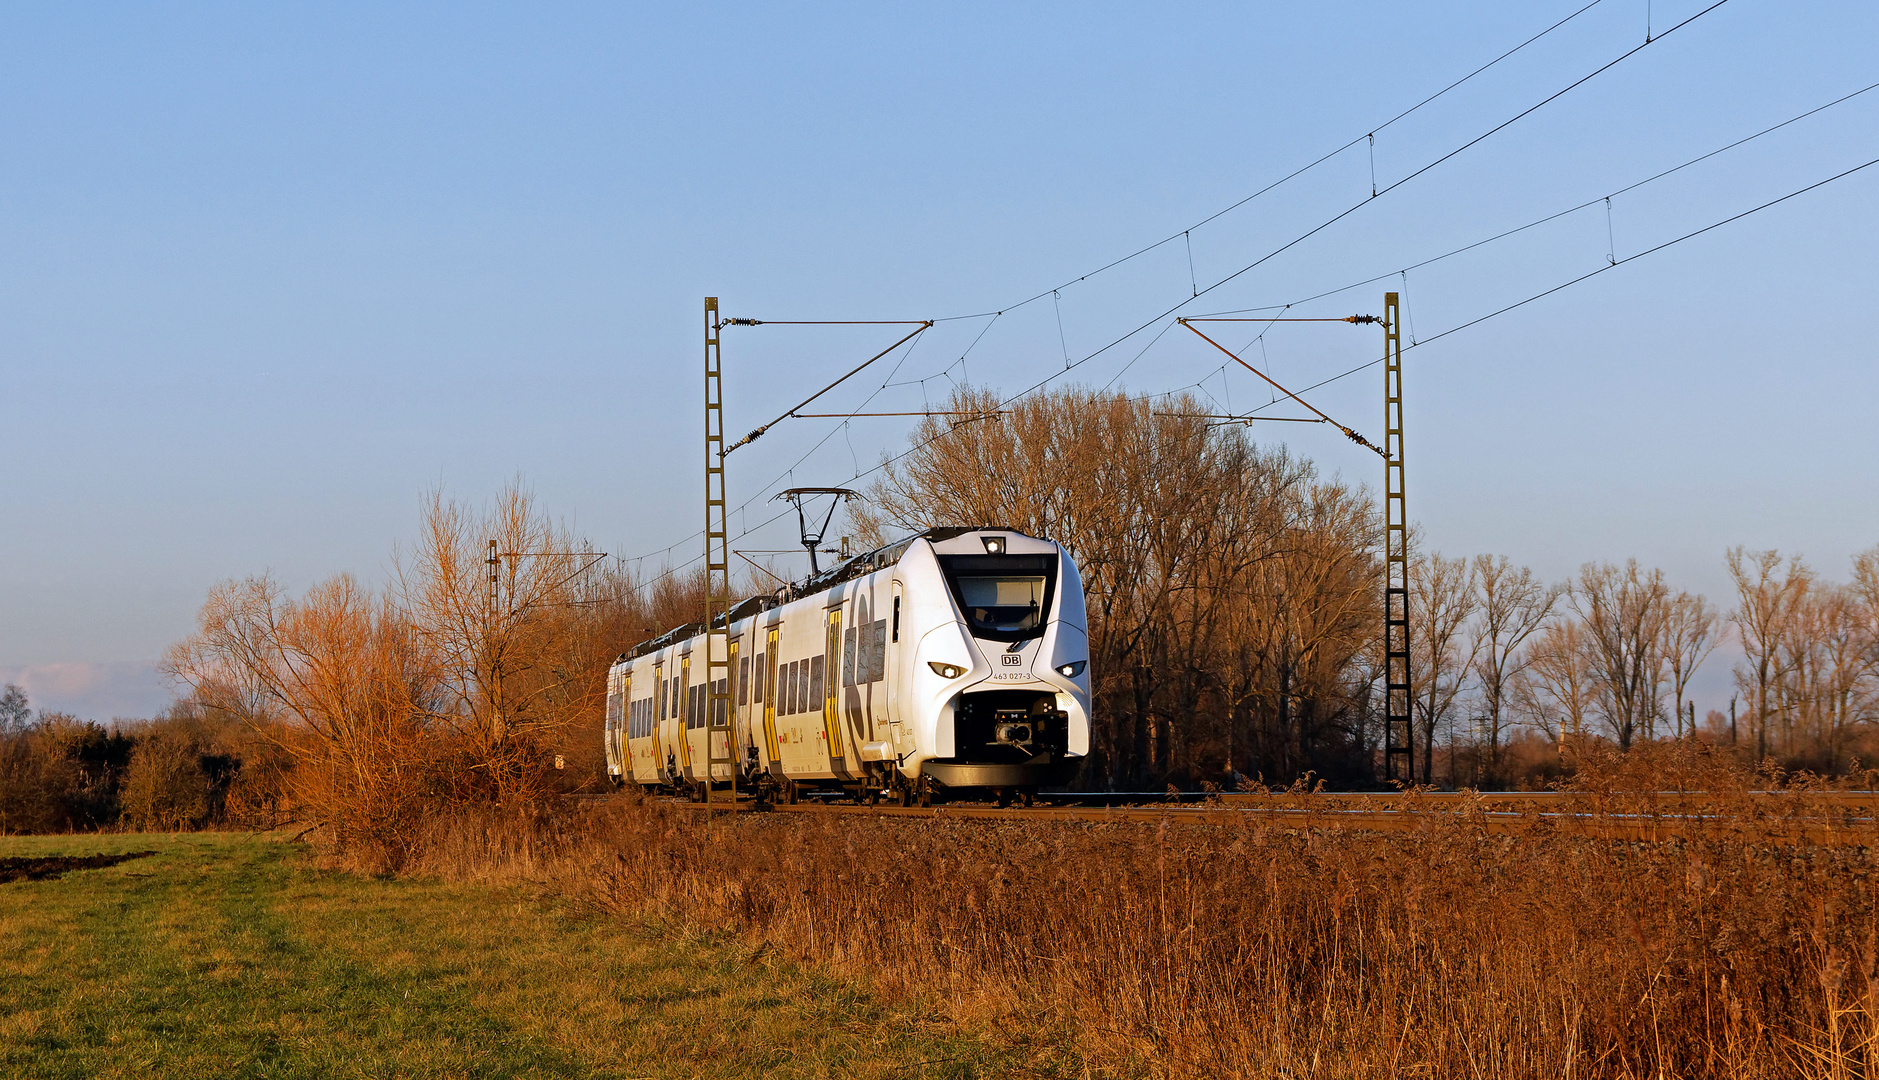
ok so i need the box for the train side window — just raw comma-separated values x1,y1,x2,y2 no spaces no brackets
809,655,825,712
753,652,765,702
871,619,888,682
892,597,900,642
738,655,751,705
657,680,666,723
842,627,857,688
798,660,811,714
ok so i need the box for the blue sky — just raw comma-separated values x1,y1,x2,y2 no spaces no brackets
3,1,1875,719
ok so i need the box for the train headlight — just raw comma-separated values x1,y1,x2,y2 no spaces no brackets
1056,661,1086,678
928,661,965,679
981,535,1005,554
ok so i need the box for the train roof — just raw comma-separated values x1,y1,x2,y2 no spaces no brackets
614,525,1031,664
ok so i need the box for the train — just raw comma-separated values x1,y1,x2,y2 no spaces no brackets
603,527,1091,805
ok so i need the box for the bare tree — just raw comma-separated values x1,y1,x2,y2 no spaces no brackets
0,683,28,736
396,483,608,801
163,573,443,860
1727,547,1812,762
1815,584,1875,765
1515,619,1594,749
1469,556,1560,782
1659,590,1719,741
1572,561,1672,750
1410,552,1478,785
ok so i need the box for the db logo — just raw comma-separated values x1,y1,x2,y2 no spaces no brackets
1000,654,1023,667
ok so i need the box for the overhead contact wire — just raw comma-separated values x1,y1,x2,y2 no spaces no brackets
937,0,1615,322
1191,75,1879,319
988,0,1733,412
1233,153,1879,416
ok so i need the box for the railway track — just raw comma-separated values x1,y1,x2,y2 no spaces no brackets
632,789,1879,844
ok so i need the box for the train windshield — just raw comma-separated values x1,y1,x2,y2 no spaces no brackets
955,575,1046,632
938,553,1056,642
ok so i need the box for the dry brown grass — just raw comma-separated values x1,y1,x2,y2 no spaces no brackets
407,749,1877,1079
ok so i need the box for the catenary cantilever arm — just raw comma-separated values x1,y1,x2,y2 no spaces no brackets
1177,319,1385,457
725,322,933,453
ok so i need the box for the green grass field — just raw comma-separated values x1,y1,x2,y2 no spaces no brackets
0,833,1052,1079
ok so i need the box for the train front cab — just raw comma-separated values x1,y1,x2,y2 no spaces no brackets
900,530,1091,799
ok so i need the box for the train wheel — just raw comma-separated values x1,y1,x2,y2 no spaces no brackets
891,779,913,807
916,776,934,808
1019,788,1036,808
783,778,800,805
995,787,1012,809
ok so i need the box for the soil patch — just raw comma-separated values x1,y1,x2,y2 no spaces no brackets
0,851,156,884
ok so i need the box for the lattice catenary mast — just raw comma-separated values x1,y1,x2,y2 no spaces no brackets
1381,292,1413,785
703,298,736,806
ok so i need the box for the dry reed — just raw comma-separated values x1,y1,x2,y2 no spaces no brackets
409,754,1879,1079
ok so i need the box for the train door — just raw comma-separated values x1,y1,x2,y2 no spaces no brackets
678,654,694,779
614,671,631,779
823,608,846,775
715,637,738,782
650,664,665,781
887,582,914,757
762,626,781,768
604,669,623,779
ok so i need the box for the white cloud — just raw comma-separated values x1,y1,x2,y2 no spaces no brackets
0,661,176,722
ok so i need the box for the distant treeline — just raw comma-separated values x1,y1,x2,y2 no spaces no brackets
855,387,1879,790
0,686,289,834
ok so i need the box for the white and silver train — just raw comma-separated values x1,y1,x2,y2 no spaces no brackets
603,528,1090,804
